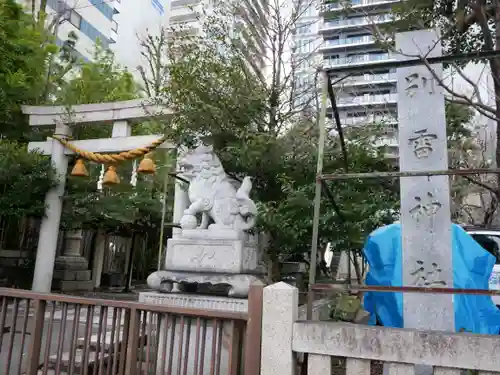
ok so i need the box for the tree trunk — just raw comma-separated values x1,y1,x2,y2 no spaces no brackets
37,0,48,24
266,257,281,283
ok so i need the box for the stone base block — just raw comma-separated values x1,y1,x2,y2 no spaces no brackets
57,280,94,292
53,270,92,281
165,236,261,274
147,270,263,298
54,256,89,271
53,256,92,292
139,291,248,313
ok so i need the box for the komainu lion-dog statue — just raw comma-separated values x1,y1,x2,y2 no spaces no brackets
178,144,257,232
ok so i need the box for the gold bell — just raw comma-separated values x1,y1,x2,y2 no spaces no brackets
102,165,120,186
71,159,89,177
137,153,156,174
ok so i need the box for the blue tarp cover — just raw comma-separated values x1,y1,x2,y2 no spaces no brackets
362,223,500,334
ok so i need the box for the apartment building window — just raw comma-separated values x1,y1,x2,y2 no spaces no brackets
347,112,365,117
298,59,311,71
79,19,110,48
296,39,314,54
112,20,118,33
152,0,165,15
347,33,371,39
324,54,339,65
90,0,114,20
69,10,82,29
295,0,315,16
296,24,312,35
295,75,312,91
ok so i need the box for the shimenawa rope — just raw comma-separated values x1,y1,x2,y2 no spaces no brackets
52,135,167,164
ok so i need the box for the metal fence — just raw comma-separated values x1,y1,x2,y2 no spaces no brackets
0,285,263,375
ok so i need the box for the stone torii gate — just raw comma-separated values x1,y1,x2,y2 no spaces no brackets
22,99,189,293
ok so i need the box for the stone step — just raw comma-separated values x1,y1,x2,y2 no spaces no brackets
58,280,94,292
53,269,92,282
43,330,149,374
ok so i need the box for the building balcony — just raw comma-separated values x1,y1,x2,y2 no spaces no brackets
319,13,392,33
334,72,397,87
323,52,396,70
376,135,399,160
339,113,397,126
170,0,200,7
375,136,398,147
112,0,121,14
320,35,375,52
336,93,397,108
109,29,118,44
321,0,401,14
168,26,200,39
170,7,200,24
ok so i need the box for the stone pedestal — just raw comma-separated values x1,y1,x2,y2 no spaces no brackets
53,230,93,292
139,291,248,313
165,231,260,274
147,230,264,298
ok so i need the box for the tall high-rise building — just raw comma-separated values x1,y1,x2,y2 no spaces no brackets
18,0,121,61
291,0,322,110
293,0,401,147
18,0,167,75
112,0,168,76
167,0,202,35
166,0,268,71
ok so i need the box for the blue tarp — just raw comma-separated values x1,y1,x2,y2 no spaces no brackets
362,223,500,334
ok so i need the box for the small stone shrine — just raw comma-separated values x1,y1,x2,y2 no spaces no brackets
144,144,264,302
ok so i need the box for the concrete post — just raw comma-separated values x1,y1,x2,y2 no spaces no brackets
32,122,71,293
261,282,298,375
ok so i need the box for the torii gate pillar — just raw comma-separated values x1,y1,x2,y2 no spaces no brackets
32,122,71,292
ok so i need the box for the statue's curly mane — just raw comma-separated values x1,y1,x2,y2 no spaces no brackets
186,152,227,179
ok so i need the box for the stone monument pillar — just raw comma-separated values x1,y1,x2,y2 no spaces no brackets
392,29,453,375
397,29,454,331
53,229,93,291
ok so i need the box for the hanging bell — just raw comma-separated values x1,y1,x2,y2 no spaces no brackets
71,159,89,177
137,153,156,174
102,165,120,186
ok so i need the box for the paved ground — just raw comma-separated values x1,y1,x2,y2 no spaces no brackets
0,303,120,374
0,290,140,375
